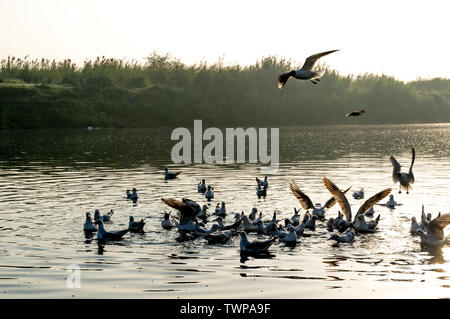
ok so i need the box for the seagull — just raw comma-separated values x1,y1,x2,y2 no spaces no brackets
352,188,364,199
241,215,260,233
278,49,339,88
364,206,375,218
197,179,207,193
194,223,221,237
291,207,301,227
205,185,214,201
84,212,97,232
416,213,450,246
205,229,235,244
129,188,138,202
326,217,335,231
94,209,113,222
346,110,365,117
289,179,351,220
328,228,355,244
279,227,298,246
164,168,181,180
256,219,278,235
304,214,319,231
248,207,259,221
129,216,145,233
410,216,423,235
390,147,415,194
161,198,203,232
214,202,226,218
353,214,381,233
323,177,391,232
196,205,209,223
95,220,129,240
213,216,242,231
161,211,176,230
386,195,399,209
256,176,269,188
293,222,307,237
256,183,267,199
240,232,276,253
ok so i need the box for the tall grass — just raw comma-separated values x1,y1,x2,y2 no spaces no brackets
0,53,449,128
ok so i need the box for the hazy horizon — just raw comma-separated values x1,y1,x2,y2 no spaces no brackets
1,0,449,82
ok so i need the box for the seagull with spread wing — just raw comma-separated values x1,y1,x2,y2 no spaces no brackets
289,179,351,220
160,198,203,231
322,177,391,233
390,147,415,194
278,49,339,88
416,213,450,246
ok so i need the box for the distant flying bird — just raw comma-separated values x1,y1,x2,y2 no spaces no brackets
346,110,365,117
278,49,339,89
390,147,415,194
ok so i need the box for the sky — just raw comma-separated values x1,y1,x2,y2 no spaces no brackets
0,0,449,82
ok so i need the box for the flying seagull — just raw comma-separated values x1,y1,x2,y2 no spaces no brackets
390,147,415,194
278,49,339,88
346,110,365,117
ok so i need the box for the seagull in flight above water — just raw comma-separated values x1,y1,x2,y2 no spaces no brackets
346,110,365,117
278,49,340,88
390,147,415,194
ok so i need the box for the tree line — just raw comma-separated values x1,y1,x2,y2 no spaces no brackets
0,53,449,129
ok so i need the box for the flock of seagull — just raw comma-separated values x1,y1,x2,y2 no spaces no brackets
81,49,448,257
82,145,450,255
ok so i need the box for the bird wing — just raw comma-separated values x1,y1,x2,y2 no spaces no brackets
323,186,351,209
409,147,415,183
390,155,401,183
427,213,450,241
354,188,392,220
161,198,196,224
323,177,352,221
278,72,292,89
300,49,339,71
289,180,314,210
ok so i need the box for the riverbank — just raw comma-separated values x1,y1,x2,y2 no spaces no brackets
1,54,449,129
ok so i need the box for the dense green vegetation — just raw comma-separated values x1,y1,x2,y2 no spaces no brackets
0,53,449,129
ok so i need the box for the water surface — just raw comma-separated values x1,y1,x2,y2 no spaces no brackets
0,124,449,298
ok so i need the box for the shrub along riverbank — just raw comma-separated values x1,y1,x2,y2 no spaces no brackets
0,53,449,129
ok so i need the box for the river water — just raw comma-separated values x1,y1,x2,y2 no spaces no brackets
0,124,449,298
